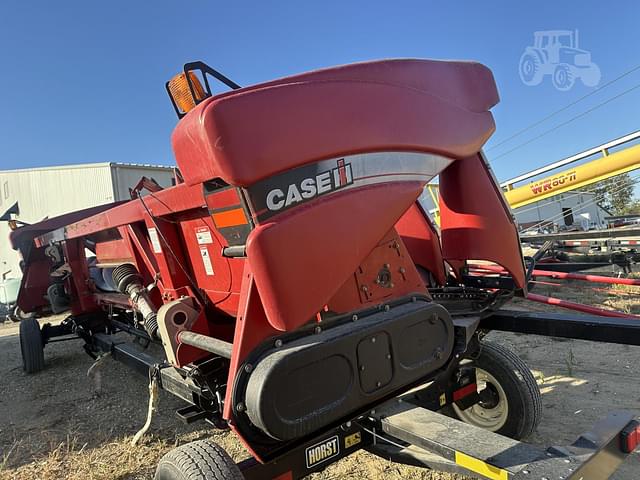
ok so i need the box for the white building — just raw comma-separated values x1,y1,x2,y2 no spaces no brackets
512,191,609,231
0,162,175,279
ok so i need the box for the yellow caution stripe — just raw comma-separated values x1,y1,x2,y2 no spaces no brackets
455,451,509,480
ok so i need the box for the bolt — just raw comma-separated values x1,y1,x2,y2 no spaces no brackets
244,364,253,373
236,402,245,412
361,285,368,292
370,409,376,416
345,421,352,428
386,354,392,360
352,314,358,321
274,339,283,348
371,336,376,343
384,305,390,312
314,325,322,334
360,365,365,371
389,282,394,288
411,296,416,302
399,267,406,274
376,381,382,387
384,263,390,269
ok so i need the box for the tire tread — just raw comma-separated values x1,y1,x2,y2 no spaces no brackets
155,439,242,480
478,341,542,439
19,318,44,374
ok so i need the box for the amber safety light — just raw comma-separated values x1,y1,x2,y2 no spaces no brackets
167,71,207,114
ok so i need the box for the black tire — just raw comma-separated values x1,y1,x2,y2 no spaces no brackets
155,440,243,480
14,306,36,321
452,341,541,440
19,317,45,374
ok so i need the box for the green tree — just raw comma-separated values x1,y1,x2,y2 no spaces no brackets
592,173,636,215
618,199,640,216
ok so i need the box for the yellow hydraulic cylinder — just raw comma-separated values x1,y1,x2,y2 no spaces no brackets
504,143,640,210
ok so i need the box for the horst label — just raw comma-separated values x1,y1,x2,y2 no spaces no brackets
305,435,340,468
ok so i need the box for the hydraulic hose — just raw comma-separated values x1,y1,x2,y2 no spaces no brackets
112,264,159,339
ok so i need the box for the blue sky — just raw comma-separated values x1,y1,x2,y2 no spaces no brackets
1,1,639,185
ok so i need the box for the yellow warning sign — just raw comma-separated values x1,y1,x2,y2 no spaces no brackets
344,432,362,449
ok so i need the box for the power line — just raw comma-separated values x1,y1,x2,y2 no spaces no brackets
492,81,640,161
489,63,640,151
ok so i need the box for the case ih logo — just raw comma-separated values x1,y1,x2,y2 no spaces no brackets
305,435,340,468
265,159,353,212
530,171,577,195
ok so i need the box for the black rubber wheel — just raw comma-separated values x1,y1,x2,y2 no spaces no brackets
14,306,36,321
452,341,541,440
19,317,45,374
155,439,243,480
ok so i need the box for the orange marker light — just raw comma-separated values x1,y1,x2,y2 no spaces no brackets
168,71,207,114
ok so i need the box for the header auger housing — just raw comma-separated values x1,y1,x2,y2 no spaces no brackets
10,60,639,479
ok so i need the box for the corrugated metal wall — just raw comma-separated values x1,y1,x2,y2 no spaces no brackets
110,164,175,200
513,192,607,229
0,164,114,223
0,163,174,280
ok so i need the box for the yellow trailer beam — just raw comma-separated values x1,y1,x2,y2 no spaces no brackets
504,143,640,210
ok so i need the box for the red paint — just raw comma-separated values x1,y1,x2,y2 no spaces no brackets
10,59,525,459
395,202,446,286
453,382,478,401
526,293,639,318
470,264,640,287
172,59,497,186
247,182,424,331
439,154,526,290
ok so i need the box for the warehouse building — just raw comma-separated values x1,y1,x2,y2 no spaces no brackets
0,162,175,280
512,191,610,232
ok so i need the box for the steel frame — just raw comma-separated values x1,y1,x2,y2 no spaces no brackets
44,305,639,480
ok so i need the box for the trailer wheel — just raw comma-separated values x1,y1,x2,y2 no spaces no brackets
14,306,36,321
19,318,45,374
452,341,541,440
155,439,242,480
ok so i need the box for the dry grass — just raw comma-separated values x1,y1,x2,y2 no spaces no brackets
0,265,638,480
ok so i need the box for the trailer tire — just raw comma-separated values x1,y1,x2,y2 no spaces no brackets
452,341,541,440
155,439,242,480
14,306,36,321
19,318,45,374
